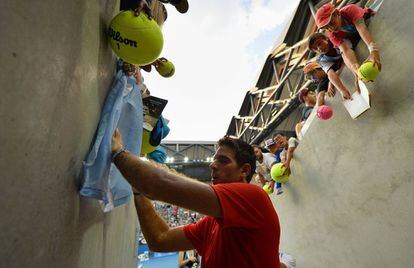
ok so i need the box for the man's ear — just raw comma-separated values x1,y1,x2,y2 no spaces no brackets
240,163,252,180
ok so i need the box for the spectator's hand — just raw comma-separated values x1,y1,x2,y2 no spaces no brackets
153,59,162,68
366,51,381,71
340,89,352,100
354,74,361,94
112,128,124,155
134,0,153,19
189,257,198,263
254,176,261,184
327,83,336,97
281,162,291,176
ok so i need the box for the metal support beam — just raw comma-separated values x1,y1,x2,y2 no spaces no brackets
237,50,308,139
272,59,280,83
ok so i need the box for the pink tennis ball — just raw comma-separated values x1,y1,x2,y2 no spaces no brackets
317,105,333,120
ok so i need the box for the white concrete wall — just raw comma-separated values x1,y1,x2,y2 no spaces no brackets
272,1,414,267
0,0,139,267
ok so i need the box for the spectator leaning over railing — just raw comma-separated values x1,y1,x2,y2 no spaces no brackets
179,249,199,268
253,145,277,192
264,139,284,195
295,88,316,138
303,60,350,104
273,133,299,176
315,3,380,90
308,33,353,100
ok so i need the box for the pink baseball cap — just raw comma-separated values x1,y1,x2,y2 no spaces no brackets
315,3,336,29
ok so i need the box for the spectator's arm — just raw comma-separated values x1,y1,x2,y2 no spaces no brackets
285,146,296,168
338,42,360,75
283,139,299,175
327,69,352,97
354,19,376,51
134,195,194,252
354,19,381,70
258,173,267,186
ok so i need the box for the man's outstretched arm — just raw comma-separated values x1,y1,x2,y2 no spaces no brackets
134,194,193,252
112,129,221,218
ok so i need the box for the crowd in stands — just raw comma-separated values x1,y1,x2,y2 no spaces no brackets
154,201,203,227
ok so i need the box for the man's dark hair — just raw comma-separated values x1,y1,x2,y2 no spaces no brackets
218,136,256,183
273,132,286,139
308,32,328,50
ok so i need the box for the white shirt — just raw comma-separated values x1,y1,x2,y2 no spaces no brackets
256,153,277,181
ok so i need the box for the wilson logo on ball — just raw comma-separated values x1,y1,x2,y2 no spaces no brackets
108,27,138,48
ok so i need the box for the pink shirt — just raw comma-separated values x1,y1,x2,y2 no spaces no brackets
329,4,373,47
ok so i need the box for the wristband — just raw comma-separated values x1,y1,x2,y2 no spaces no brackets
112,148,126,162
368,42,379,53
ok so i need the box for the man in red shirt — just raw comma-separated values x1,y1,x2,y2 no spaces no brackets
111,129,282,267
315,3,380,90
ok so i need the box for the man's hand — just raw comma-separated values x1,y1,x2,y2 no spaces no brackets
339,89,352,100
112,128,124,155
189,256,198,263
365,51,381,71
134,0,153,19
281,162,291,176
354,73,361,94
327,83,336,97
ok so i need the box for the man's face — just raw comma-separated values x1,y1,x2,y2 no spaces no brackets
304,91,317,105
267,144,279,154
253,147,263,160
312,38,330,54
307,68,326,82
210,146,247,185
274,134,288,148
325,11,342,32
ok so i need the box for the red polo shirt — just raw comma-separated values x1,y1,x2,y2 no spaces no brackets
329,4,373,47
183,183,280,268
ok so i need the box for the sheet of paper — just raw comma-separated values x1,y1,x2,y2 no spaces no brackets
343,81,370,119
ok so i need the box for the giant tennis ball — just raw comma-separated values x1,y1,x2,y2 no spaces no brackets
141,130,157,154
317,105,333,120
271,163,289,183
155,58,175,77
263,184,273,195
108,11,163,65
357,61,380,82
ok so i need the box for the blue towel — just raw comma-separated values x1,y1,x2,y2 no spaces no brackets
80,70,143,212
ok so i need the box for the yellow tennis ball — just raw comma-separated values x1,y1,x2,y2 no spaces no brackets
108,11,163,65
262,184,273,194
156,59,175,77
357,61,380,82
141,130,157,154
270,163,289,183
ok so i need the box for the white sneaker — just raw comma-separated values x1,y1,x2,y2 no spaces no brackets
279,252,296,268
276,188,283,195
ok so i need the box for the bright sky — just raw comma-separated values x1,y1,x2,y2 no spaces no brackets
145,0,300,141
